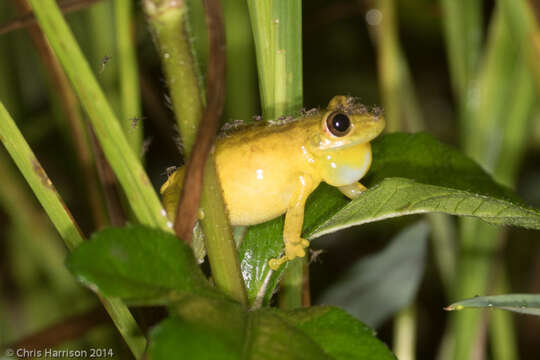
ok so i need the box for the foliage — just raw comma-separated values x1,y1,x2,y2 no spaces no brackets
1,0,540,359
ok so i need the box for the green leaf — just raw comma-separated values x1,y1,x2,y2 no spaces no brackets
318,221,429,327
310,133,540,238
66,225,215,302
446,294,540,316
239,183,347,306
277,307,396,360
240,132,540,306
148,294,395,360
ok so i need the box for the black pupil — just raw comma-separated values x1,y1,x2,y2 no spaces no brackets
331,113,350,134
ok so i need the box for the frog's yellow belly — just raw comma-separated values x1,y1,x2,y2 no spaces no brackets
216,146,319,225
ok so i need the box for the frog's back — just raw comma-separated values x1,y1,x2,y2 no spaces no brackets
216,116,321,225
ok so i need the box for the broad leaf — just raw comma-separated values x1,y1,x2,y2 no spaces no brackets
239,132,540,306
148,294,395,360
310,133,540,238
66,225,216,302
239,183,347,306
446,294,540,316
317,221,429,327
277,306,396,360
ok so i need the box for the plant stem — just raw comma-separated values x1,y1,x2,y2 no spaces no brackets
13,0,108,229
27,0,171,231
499,0,540,96
490,267,518,360
247,0,304,308
145,0,248,305
144,0,204,156
375,0,423,133
278,259,304,309
440,0,483,107
0,0,106,35
0,102,146,358
115,0,143,153
393,305,417,360
451,5,534,360
200,158,248,305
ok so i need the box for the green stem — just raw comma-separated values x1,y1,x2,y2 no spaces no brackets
0,102,146,358
13,0,108,229
248,0,304,307
144,0,204,156
200,157,248,305
499,0,540,96
440,0,483,103
278,258,304,309
490,267,518,360
440,0,483,149
393,305,417,360
115,0,143,153
145,0,247,305
376,0,423,133
27,0,170,231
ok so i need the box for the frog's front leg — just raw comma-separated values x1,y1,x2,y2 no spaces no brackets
269,174,315,271
338,182,367,199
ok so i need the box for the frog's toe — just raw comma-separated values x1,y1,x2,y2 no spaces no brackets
269,256,287,271
285,242,307,260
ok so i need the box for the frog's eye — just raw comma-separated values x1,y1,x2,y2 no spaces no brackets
326,112,351,137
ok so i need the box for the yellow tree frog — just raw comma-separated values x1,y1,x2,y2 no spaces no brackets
161,96,385,270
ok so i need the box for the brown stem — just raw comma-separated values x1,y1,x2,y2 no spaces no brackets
8,307,109,350
1,0,105,35
88,127,126,227
12,0,108,229
173,0,226,243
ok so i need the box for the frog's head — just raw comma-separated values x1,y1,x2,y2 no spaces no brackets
307,96,386,186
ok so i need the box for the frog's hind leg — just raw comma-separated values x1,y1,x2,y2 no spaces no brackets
160,166,186,221
269,174,315,271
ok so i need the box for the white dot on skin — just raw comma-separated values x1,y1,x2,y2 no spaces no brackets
161,209,167,217
366,9,382,26
331,162,337,169
256,169,264,180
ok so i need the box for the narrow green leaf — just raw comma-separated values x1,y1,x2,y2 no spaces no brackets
0,104,146,358
27,0,170,231
66,225,214,301
446,294,540,316
148,294,395,360
318,221,429,327
0,102,84,250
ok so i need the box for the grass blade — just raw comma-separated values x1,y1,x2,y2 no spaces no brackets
246,0,304,308
115,0,143,153
446,294,540,316
27,0,170,231
0,102,146,358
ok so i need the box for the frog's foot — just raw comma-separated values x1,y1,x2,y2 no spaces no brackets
268,238,310,271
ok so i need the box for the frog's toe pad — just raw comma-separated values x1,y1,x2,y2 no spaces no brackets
285,241,308,260
269,257,285,271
